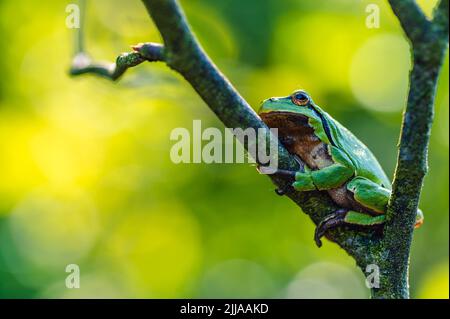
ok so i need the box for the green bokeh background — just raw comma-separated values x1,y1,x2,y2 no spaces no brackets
0,0,448,298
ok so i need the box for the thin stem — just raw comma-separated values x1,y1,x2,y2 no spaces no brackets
75,0,86,54
69,1,165,80
70,44,165,81
70,51,145,80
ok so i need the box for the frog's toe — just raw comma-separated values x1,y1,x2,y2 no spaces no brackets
414,208,424,228
314,209,348,247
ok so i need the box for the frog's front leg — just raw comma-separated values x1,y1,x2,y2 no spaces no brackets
262,162,354,195
293,146,355,191
293,163,354,191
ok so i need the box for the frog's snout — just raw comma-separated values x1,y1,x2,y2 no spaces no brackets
260,97,276,105
260,97,281,107
259,97,276,113
259,96,293,114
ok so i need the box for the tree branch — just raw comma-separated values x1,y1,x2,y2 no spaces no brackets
373,0,449,299
388,0,431,43
68,0,448,298
433,0,449,37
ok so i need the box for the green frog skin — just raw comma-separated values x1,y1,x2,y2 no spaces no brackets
258,90,423,247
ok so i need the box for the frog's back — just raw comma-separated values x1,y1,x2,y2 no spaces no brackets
323,111,391,189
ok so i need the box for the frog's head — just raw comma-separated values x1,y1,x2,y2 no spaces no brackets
258,90,323,129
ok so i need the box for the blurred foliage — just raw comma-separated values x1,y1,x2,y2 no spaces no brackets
0,0,448,298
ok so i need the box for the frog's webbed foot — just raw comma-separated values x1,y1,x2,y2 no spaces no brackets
259,167,296,178
314,209,348,247
259,155,306,196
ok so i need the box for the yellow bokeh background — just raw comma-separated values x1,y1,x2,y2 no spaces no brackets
0,0,447,298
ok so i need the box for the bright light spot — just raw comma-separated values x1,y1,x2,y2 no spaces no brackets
0,117,44,205
41,273,129,299
199,259,276,298
105,204,201,297
273,13,371,90
30,128,104,187
418,262,449,299
285,262,366,298
350,34,411,112
8,189,99,269
92,0,159,38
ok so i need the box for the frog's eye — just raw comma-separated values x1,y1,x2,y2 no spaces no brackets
292,91,310,106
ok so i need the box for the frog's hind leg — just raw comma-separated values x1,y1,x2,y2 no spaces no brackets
314,177,390,247
314,209,348,247
347,176,390,214
347,177,424,228
314,210,386,247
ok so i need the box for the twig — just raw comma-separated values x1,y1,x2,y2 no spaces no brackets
70,52,145,80
70,44,165,80
69,1,164,80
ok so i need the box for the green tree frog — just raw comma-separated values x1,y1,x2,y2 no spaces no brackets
258,90,423,247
